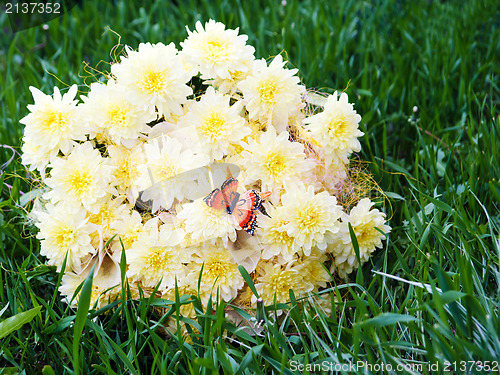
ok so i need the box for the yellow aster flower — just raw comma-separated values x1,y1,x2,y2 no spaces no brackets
238,55,305,130
107,144,145,205
86,198,132,245
20,85,85,172
240,126,315,193
43,142,117,214
295,249,331,290
180,86,251,161
177,198,238,247
110,210,147,251
136,134,208,212
280,183,343,255
329,198,391,277
82,80,155,147
181,19,255,80
34,204,96,272
21,136,59,175
304,91,364,165
111,42,193,117
126,224,186,290
258,205,297,261
59,255,121,308
187,244,244,301
252,261,313,310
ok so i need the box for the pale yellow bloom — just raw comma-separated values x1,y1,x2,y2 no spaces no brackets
253,261,313,310
280,183,343,254
111,42,193,117
181,19,255,80
82,80,155,147
187,244,244,301
35,204,96,272
305,91,364,165
329,198,391,277
238,55,305,130
240,126,314,193
43,142,116,214
126,224,186,290
180,87,250,161
20,85,85,172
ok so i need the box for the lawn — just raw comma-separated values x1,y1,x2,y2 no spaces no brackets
0,0,499,373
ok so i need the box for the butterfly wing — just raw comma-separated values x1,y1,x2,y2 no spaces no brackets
220,178,240,214
233,190,262,235
204,188,229,210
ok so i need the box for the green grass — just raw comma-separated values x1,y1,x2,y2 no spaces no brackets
1,0,499,373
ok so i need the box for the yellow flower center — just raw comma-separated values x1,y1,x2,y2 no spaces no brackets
268,270,296,296
115,155,140,186
205,258,230,281
355,223,377,245
258,80,278,105
44,110,68,131
327,116,349,138
55,225,74,246
68,170,93,196
146,247,171,270
142,70,166,94
297,205,322,230
153,158,178,181
268,220,293,246
201,112,226,140
90,285,103,304
122,230,140,248
265,151,287,178
206,39,227,61
89,207,113,228
108,106,129,128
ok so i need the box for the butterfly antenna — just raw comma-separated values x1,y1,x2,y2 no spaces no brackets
226,166,233,179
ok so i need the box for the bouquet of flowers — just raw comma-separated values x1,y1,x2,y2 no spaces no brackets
21,20,390,324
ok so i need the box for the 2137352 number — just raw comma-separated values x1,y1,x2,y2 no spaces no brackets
5,2,61,14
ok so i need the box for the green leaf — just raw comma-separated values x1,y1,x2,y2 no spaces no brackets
42,365,56,375
73,262,96,375
0,305,42,340
239,265,259,298
360,313,417,328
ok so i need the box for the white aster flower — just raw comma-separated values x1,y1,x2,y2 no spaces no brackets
43,142,117,213
329,198,391,277
110,210,147,252
295,249,332,290
111,42,193,117
280,183,343,255
82,80,155,147
34,204,96,272
181,19,255,80
240,126,315,193
177,198,238,247
59,255,121,308
238,55,305,130
20,136,59,175
187,244,244,301
107,144,144,205
86,198,131,243
253,261,313,310
136,134,208,211
180,87,250,161
126,223,186,290
304,91,364,165
20,85,85,171
258,205,297,261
